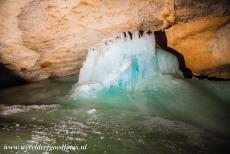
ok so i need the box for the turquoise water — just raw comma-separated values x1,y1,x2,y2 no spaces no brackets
0,75,230,153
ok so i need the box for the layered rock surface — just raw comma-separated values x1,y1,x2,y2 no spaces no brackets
166,17,230,79
0,0,174,81
0,0,230,81
165,0,230,78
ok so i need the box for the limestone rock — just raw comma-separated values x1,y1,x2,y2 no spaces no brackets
0,0,174,81
175,0,230,23
166,16,230,78
1,0,230,81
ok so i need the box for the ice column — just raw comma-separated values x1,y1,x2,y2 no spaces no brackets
75,31,182,92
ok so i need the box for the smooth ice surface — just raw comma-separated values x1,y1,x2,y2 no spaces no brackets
75,32,182,93
0,76,230,154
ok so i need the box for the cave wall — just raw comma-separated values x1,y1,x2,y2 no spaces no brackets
0,63,28,89
0,0,174,81
0,0,230,83
166,0,230,79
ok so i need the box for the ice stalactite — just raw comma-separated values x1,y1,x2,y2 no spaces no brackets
72,31,182,94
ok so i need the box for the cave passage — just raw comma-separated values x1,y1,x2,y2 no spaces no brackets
154,31,193,78
0,63,29,89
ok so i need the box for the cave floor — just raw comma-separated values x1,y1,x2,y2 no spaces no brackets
0,75,230,154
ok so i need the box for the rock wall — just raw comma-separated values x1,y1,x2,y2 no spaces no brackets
0,0,230,81
166,0,230,78
165,17,230,78
0,0,174,81
174,0,230,23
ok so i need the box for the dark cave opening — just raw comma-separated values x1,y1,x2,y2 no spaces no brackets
0,63,29,89
154,31,193,78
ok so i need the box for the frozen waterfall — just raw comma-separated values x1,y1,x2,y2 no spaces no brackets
73,31,182,93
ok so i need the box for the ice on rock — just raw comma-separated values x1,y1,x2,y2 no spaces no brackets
72,31,182,93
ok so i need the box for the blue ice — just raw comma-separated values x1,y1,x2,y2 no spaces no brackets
72,31,182,94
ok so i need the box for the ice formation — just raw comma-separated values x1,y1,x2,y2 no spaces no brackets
73,31,182,93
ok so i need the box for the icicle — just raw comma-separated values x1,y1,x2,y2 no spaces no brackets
73,31,182,93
